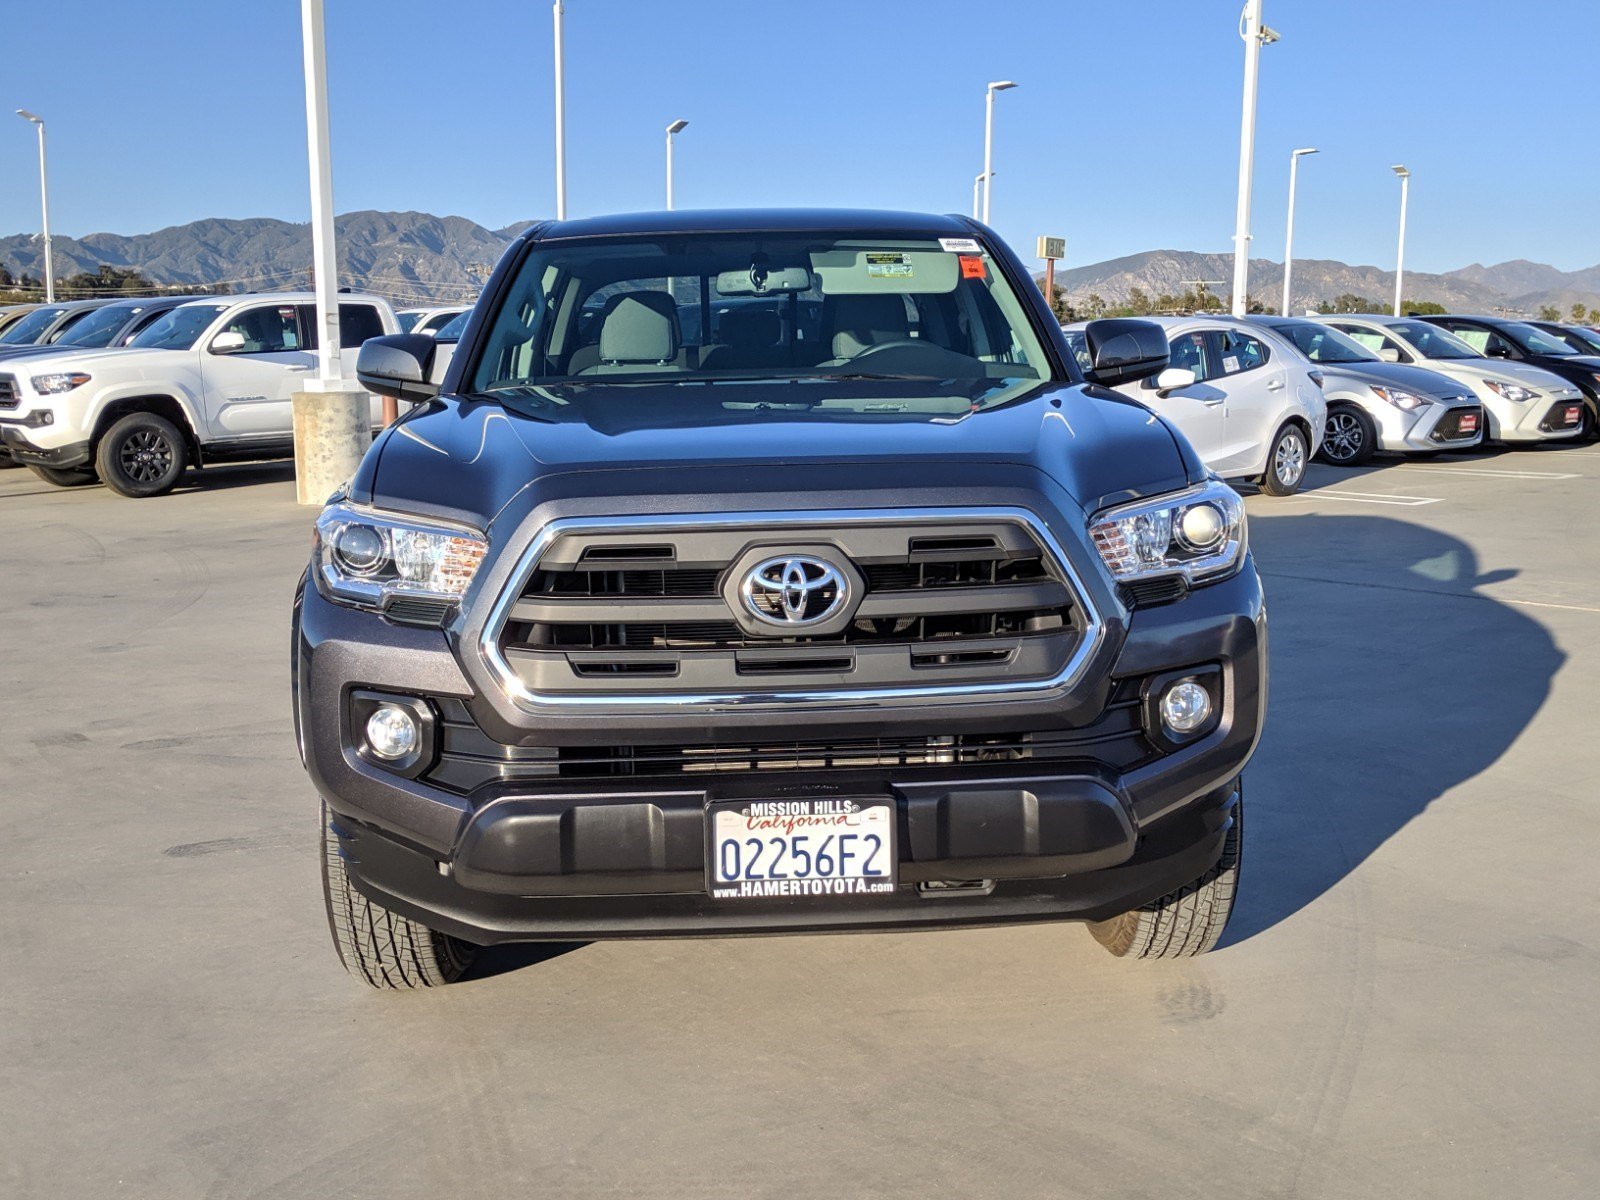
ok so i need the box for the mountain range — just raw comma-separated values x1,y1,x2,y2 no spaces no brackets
3,211,1598,315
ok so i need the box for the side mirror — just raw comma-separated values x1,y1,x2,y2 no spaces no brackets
210,330,246,355
1377,347,1400,363
1151,366,1196,394
356,333,441,402
1080,318,1169,386
1485,344,1511,359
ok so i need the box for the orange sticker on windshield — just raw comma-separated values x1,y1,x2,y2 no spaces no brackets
959,254,986,279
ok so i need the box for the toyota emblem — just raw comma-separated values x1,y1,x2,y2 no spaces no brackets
739,555,849,629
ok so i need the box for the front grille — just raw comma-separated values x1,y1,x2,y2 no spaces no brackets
1539,401,1586,433
424,684,1154,793
490,514,1089,699
1430,405,1484,442
0,375,18,409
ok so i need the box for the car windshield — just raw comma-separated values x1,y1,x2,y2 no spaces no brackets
1555,324,1600,354
396,312,423,333
130,303,228,350
1389,320,1478,359
467,233,1051,418
1501,321,1579,356
54,303,140,348
1062,330,1093,373
435,309,470,341
0,305,66,344
1271,322,1378,363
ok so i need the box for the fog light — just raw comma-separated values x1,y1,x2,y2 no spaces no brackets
365,704,419,761
1160,680,1213,735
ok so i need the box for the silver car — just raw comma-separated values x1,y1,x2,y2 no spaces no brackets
1244,317,1482,465
1322,315,1584,446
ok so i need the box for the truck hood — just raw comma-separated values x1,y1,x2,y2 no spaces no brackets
360,379,1199,527
1318,360,1475,400
3,345,187,376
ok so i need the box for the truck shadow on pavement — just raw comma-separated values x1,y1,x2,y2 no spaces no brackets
1221,512,1563,946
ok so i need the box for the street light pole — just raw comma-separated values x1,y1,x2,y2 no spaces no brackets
981,81,1016,224
553,1,567,220
1281,147,1318,316
972,172,989,220
15,110,53,303
1392,165,1410,316
1230,1,1278,316
665,119,688,210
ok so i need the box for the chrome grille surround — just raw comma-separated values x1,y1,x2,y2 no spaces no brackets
476,508,1105,715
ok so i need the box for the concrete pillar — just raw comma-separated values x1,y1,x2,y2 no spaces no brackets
292,385,372,506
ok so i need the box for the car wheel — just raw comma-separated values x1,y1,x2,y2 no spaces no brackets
1089,786,1242,959
321,801,477,989
1318,406,1376,467
94,412,186,498
28,464,99,488
1258,424,1309,496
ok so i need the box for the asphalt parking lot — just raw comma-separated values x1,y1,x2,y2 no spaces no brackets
3,445,1597,1200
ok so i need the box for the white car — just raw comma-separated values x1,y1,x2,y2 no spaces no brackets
1322,315,1585,446
0,292,398,497
396,305,468,336
1066,315,1325,495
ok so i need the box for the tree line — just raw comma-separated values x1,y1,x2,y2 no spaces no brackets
0,263,239,305
1041,282,1595,324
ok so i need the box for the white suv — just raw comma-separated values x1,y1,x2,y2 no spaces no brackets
0,292,397,497
1066,315,1325,495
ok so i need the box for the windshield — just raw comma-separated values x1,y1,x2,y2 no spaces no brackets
0,305,66,345
1500,321,1578,356
1389,320,1479,359
435,309,470,341
1554,324,1600,354
54,303,141,348
467,233,1051,416
130,304,228,350
1270,322,1378,363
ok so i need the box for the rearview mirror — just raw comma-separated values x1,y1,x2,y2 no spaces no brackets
1377,347,1400,363
714,266,812,296
209,331,246,355
1152,366,1196,394
1080,318,1169,386
356,334,441,402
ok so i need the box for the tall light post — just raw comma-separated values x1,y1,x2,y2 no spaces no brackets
971,171,990,220
1391,164,1411,316
1281,147,1318,316
981,81,1016,224
553,1,567,220
665,119,688,210
15,110,53,303
1230,1,1279,316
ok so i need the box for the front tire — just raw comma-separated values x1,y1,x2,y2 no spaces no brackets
321,802,477,989
95,411,186,498
1089,789,1242,959
29,464,99,488
1258,423,1310,495
1318,406,1376,467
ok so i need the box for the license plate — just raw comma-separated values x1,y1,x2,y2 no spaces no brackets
1564,406,1581,426
707,798,896,901
1460,412,1478,432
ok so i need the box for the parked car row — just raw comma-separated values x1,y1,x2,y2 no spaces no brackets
1064,309,1593,496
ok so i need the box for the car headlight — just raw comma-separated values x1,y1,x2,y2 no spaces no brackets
31,372,91,395
313,501,487,610
1483,380,1537,403
1089,480,1247,586
1370,386,1430,411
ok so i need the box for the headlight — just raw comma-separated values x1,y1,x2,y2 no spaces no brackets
31,372,91,394
1483,380,1537,403
313,501,487,610
1089,480,1247,586
1370,386,1429,411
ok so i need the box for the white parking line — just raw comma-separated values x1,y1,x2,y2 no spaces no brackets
1392,465,1581,481
1292,489,1443,506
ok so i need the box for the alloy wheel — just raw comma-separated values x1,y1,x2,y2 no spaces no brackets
1323,412,1364,463
120,430,174,483
1275,430,1306,487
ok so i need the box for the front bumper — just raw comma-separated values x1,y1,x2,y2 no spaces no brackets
1486,394,1585,442
0,422,91,469
1369,398,1483,453
295,553,1266,943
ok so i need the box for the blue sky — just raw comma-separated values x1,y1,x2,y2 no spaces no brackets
4,0,1598,275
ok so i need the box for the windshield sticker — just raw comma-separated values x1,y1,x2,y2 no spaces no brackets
938,237,982,253
958,255,986,280
865,252,914,279
1222,355,1240,373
